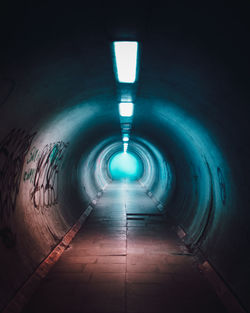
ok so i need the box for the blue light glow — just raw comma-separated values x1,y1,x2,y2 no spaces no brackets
123,143,128,153
113,41,138,83
123,136,129,142
119,102,134,117
109,152,143,181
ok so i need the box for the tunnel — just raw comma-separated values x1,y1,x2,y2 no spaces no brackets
0,1,250,313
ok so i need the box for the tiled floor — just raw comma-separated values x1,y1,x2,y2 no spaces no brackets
22,181,227,313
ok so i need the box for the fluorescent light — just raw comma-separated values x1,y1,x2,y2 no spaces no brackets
123,136,129,142
113,41,138,83
119,102,134,117
123,143,128,153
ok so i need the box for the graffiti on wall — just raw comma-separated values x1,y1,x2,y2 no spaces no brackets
23,147,40,184
30,141,68,211
0,129,68,247
0,128,36,247
27,146,40,164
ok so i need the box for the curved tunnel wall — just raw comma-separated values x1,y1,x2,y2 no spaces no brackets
0,98,238,310
1,3,250,311
78,137,172,204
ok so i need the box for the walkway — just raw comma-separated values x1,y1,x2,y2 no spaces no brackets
22,181,227,313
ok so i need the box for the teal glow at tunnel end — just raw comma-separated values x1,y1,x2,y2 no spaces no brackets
109,152,143,181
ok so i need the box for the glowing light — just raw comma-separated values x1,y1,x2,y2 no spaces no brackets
121,94,132,102
123,136,129,142
123,143,128,153
119,102,134,117
113,41,138,83
109,152,143,180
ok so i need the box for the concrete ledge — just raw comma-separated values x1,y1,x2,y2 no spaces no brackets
2,205,93,313
138,180,164,212
199,261,246,313
176,225,246,313
177,225,186,239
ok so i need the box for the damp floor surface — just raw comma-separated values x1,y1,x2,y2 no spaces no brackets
22,181,227,313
